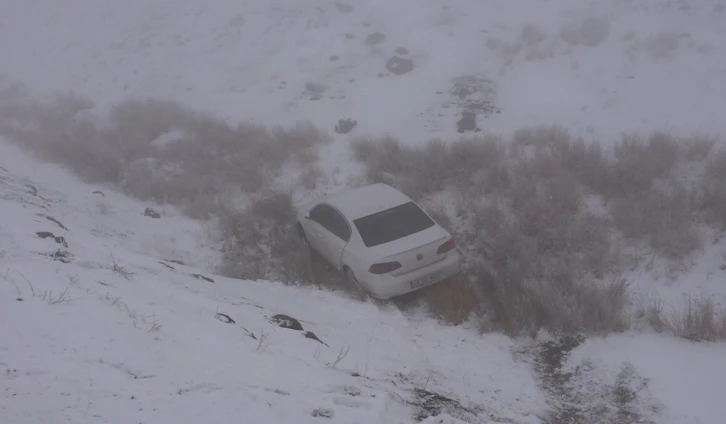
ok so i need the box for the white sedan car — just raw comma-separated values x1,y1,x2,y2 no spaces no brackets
296,183,461,300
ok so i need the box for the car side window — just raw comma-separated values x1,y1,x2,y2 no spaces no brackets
330,209,351,241
309,204,350,242
309,204,330,224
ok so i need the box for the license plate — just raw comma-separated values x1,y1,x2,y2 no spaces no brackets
410,271,442,289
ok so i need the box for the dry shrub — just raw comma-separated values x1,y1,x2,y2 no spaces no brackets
662,296,726,342
298,164,327,190
349,125,723,335
350,134,508,200
633,293,666,332
610,183,702,261
219,189,309,283
560,16,610,47
604,132,681,199
218,189,356,294
697,147,726,228
351,127,627,334
417,274,480,325
0,93,330,218
476,267,629,336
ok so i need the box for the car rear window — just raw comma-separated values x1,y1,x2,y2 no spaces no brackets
353,201,435,248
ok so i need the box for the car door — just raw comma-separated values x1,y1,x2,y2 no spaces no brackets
307,204,351,269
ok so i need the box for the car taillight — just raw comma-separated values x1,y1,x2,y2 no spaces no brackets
368,261,402,274
437,238,456,254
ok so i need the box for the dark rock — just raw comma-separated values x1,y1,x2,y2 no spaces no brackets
311,408,334,418
45,215,68,231
303,331,329,347
385,56,414,75
448,74,501,118
364,32,386,46
329,55,340,61
335,2,354,13
410,388,476,422
36,231,68,248
269,314,304,331
167,259,186,265
395,47,409,55
144,207,161,218
190,273,214,283
215,313,235,324
158,261,176,271
334,118,357,134
50,249,73,263
305,81,327,94
456,110,477,133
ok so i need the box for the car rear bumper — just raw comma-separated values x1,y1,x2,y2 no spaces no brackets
362,251,461,300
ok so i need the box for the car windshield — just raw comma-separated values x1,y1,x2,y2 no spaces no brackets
353,201,435,248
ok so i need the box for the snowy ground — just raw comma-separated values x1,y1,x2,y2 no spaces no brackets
3,0,726,422
2,0,726,143
2,138,726,424
0,139,548,423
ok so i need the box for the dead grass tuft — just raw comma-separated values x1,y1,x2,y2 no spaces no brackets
662,296,726,342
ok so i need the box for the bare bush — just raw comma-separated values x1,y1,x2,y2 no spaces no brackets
352,127,628,335
218,188,353,293
350,126,722,335
350,134,508,200
697,147,726,228
416,275,480,325
560,16,610,47
219,189,309,283
610,183,702,261
477,267,629,336
662,296,726,342
0,93,330,218
633,293,666,332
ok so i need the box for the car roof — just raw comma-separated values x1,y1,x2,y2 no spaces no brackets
324,183,413,220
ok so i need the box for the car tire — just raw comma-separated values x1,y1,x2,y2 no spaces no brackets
343,267,366,295
297,223,309,247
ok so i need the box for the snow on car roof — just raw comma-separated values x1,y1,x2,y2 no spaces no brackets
325,183,413,220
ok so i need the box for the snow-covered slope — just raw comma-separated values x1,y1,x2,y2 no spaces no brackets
1,0,726,142
0,138,548,423
3,0,726,422
2,138,726,424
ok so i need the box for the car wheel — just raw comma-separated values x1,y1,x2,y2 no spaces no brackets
343,267,367,297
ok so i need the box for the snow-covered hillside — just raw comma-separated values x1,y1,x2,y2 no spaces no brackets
3,0,726,423
1,0,726,142
0,138,551,423
2,136,726,424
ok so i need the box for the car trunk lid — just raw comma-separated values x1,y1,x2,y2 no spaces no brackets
372,225,452,276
